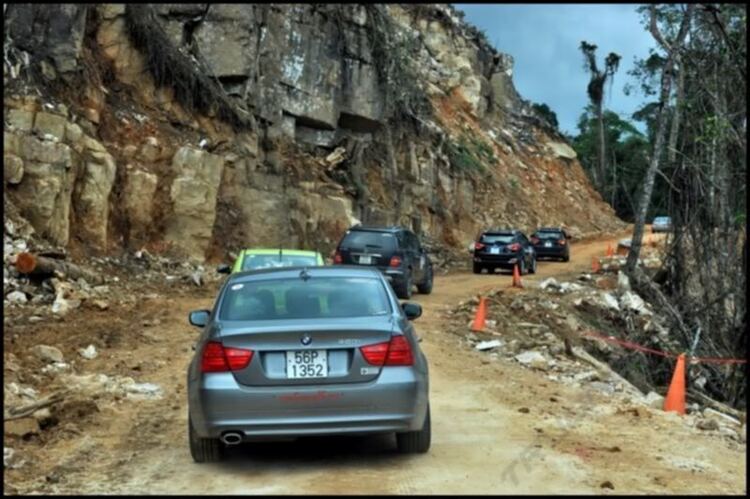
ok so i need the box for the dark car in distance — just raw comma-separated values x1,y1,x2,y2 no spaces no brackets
530,227,570,262
472,229,536,275
333,225,434,299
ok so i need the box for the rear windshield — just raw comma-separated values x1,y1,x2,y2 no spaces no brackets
241,254,318,271
340,231,397,251
219,277,391,321
480,233,514,244
534,231,563,240
654,217,671,223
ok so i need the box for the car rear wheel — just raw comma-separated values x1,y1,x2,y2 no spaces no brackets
416,266,433,294
518,258,526,275
189,415,222,463
395,271,413,299
529,255,537,274
472,262,482,274
562,253,570,262
396,404,431,454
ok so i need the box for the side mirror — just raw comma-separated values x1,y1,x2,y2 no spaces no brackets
401,302,422,321
217,264,231,274
189,309,210,327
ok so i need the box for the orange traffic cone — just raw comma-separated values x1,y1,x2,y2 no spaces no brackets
591,256,601,273
511,264,523,288
606,243,614,257
663,354,686,415
471,296,487,332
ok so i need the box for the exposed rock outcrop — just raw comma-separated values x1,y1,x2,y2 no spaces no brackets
3,3,625,262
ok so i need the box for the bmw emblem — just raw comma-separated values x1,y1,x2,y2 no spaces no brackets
300,334,312,346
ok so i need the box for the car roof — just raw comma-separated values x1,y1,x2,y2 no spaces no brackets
482,228,517,235
240,248,321,257
347,225,405,233
228,265,383,282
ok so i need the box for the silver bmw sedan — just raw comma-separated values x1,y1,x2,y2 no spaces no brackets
186,265,431,462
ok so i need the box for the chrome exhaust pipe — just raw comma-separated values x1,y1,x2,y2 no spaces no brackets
221,432,243,445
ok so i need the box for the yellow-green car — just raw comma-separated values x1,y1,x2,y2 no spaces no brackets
218,249,325,274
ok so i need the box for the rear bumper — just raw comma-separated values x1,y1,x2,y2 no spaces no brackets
474,254,519,268
189,367,428,439
534,246,567,257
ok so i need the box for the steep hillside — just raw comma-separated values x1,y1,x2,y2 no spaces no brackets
3,4,625,262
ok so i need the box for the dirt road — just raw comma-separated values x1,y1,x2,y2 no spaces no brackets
5,230,745,494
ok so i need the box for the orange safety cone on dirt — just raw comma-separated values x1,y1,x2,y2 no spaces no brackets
471,296,488,332
663,353,686,415
606,243,614,257
591,256,601,273
511,264,523,288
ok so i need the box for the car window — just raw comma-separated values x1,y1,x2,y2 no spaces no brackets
241,254,318,271
480,233,514,244
534,231,563,240
219,277,392,321
340,231,397,251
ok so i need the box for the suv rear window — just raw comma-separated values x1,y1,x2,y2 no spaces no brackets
480,233,514,244
534,231,563,240
340,231,397,251
241,254,318,271
219,277,391,321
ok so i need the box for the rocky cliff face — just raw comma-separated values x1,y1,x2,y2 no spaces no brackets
3,4,624,262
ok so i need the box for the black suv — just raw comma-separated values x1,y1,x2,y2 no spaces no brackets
530,227,570,262
333,225,434,299
472,229,537,275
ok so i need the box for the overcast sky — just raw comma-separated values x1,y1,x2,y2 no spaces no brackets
457,4,657,136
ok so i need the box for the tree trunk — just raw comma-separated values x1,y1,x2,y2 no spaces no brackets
596,101,606,191
626,4,693,273
14,253,104,284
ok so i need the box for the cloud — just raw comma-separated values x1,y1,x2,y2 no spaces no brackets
457,4,657,135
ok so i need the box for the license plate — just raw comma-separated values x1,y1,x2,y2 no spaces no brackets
490,247,500,254
286,350,327,379
359,255,372,265
545,242,552,247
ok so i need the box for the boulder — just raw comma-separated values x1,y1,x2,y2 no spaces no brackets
31,344,64,363
164,147,224,260
122,168,158,247
4,154,25,184
33,112,68,141
72,152,117,250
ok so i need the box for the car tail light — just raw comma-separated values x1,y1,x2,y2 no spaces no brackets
385,336,414,365
201,341,253,373
531,237,540,245
360,335,414,366
474,242,485,250
508,243,521,252
360,341,389,366
558,239,567,246
333,251,342,264
389,256,402,267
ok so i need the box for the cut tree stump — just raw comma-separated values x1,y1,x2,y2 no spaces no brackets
15,252,104,284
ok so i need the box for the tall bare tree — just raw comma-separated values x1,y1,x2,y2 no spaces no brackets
626,4,694,272
580,41,622,192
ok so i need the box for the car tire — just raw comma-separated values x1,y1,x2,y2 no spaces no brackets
529,255,537,274
189,415,222,463
395,271,413,299
396,404,431,454
563,253,570,262
518,258,526,275
472,262,482,274
416,266,433,294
